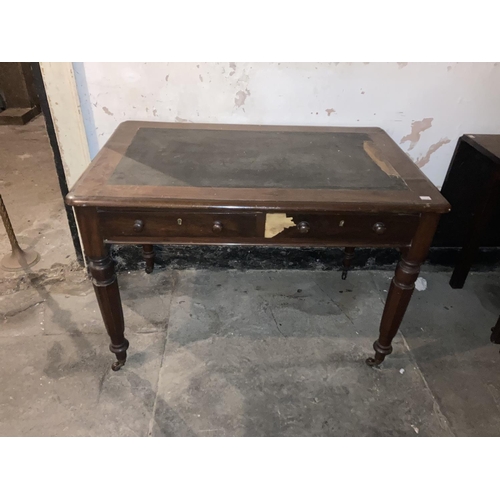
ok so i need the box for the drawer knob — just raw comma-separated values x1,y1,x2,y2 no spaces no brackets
297,221,310,234
133,220,144,232
372,222,386,235
212,221,223,233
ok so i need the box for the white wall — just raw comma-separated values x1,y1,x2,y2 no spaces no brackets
74,62,500,188
41,62,90,189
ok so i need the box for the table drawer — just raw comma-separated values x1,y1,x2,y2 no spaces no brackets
99,210,259,240
265,212,420,246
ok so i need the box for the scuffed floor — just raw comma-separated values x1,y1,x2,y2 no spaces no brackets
1,266,499,436
1,117,499,436
0,115,75,280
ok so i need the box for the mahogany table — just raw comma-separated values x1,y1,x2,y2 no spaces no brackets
66,122,450,371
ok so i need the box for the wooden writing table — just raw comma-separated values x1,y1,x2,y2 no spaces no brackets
66,122,450,371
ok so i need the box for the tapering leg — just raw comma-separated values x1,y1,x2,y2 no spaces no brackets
75,207,129,371
89,254,129,371
367,214,441,367
366,253,420,366
143,244,155,274
341,247,355,280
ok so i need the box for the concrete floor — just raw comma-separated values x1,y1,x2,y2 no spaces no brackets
1,266,500,436
0,115,75,280
1,116,500,436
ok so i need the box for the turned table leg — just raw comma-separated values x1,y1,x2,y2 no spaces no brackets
367,214,441,367
89,254,128,371
76,207,129,371
341,247,355,280
143,244,155,274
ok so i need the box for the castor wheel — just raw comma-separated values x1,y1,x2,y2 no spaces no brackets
341,269,348,280
366,357,382,368
111,359,126,371
145,266,153,274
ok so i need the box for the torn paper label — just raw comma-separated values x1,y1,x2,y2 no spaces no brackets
265,213,296,238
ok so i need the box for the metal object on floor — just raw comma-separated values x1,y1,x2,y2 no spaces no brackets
0,194,40,271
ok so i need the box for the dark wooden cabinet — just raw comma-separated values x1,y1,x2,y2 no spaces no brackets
437,134,500,289
0,63,40,125
438,134,500,346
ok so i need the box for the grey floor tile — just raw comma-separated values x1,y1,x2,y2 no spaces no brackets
372,270,500,436
151,270,451,436
2,267,499,437
0,331,166,436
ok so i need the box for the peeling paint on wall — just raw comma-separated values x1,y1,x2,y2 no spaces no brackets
400,118,434,150
416,138,451,168
235,89,250,108
325,108,335,116
397,62,408,69
229,62,237,76
102,106,113,116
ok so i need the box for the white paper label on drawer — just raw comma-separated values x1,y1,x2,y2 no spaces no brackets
265,213,296,238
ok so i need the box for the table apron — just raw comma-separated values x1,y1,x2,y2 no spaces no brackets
98,209,421,248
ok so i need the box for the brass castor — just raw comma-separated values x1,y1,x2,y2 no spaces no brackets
111,359,126,371
366,341,392,367
365,357,382,367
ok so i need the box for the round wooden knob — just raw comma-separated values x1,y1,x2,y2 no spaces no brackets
212,221,223,233
372,222,386,235
133,220,144,232
297,221,310,234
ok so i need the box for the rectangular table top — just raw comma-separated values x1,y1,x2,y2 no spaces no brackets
67,121,449,214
